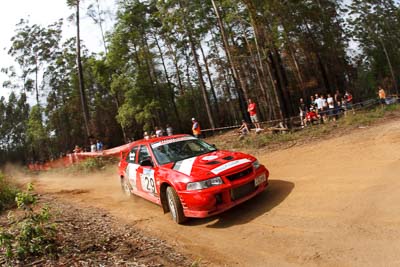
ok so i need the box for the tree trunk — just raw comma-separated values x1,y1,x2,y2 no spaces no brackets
211,0,249,121
166,42,185,96
179,0,215,129
154,34,183,132
241,0,288,119
76,0,91,138
35,54,39,105
199,43,220,116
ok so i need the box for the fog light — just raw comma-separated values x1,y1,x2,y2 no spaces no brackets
215,193,223,204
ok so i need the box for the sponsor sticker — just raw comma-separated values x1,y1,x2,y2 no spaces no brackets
173,157,197,176
151,136,196,148
211,159,252,175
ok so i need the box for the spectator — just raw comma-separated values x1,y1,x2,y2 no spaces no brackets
334,90,342,104
155,126,163,137
327,93,335,121
191,118,201,138
144,131,150,140
299,98,308,128
341,97,348,116
73,145,82,153
315,94,324,115
96,140,103,151
310,95,316,110
378,86,386,106
90,141,96,152
166,124,173,136
247,98,262,131
305,108,319,126
344,90,355,114
321,94,328,121
238,120,250,136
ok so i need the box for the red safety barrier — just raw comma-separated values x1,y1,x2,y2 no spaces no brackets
27,142,134,171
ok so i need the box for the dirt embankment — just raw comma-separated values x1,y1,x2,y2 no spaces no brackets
5,118,400,266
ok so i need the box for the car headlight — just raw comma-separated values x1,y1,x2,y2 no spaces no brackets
252,160,260,169
186,177,223,191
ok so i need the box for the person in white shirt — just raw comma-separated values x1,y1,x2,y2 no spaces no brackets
315,95,324,113
90,141,96,152
155,126,163,137
327,93,335,121
166,124,173,136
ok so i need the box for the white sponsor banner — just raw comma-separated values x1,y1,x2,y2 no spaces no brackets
211,159,252,175
151,136,196,149
173,157,197,176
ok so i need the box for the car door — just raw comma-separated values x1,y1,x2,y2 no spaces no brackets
126,146,139,192
137,145,159,199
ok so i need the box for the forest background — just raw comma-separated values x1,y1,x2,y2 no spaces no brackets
1,0,399,163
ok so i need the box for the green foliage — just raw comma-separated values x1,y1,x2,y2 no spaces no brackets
339,109,384,127
72,157,115,172
0,173,19,213
15,183,36,211
0,92,30,163
0,184,57,262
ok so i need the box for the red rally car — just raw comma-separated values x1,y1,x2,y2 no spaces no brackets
118,134,269,224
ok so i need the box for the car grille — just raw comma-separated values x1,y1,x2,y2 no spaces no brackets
230,181,255,201
226,167,253,181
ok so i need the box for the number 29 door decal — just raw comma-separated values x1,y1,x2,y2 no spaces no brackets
140,168,157,195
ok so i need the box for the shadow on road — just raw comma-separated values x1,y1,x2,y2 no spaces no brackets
186,179,294,228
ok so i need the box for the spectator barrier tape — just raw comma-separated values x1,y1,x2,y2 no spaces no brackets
27,142,134,171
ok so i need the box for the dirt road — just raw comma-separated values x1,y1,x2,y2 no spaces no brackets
17,119,400,266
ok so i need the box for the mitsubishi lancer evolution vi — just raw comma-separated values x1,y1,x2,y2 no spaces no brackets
118,134,269,224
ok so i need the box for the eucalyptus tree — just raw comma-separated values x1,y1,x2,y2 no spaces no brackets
8,19,63,104
26,105,48,161
156,0,217,129
67,0,91,138
0,92,30,163
87,0,109,55
347,0,400,94
107,0,169,136
44,38,86,153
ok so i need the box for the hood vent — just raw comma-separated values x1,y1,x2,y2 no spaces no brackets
206,161,220,165
223,156,234,161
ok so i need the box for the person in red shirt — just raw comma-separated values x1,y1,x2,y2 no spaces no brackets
247,98,262,131
305,108,319,126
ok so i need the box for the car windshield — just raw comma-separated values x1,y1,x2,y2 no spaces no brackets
151,137,217,165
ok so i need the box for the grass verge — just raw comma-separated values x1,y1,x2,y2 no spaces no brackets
0,172,18,213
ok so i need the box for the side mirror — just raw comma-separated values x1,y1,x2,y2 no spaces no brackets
140,158,153,167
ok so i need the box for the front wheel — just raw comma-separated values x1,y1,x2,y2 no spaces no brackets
166,187,187,224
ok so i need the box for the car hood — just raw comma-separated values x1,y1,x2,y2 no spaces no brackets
170,150,255,180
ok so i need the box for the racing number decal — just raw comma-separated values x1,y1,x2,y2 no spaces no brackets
144,175,155,193
140,168,157,195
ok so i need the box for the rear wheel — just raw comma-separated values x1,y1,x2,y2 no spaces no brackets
166,186,187,224
120,177,132,197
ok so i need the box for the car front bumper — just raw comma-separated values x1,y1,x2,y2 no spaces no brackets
178,166,269,218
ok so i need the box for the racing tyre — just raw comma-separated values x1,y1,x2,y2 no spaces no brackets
120,177,132,197
166,186,187,224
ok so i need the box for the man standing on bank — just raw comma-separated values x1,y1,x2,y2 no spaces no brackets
191,118,201,138
247,98,262,132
